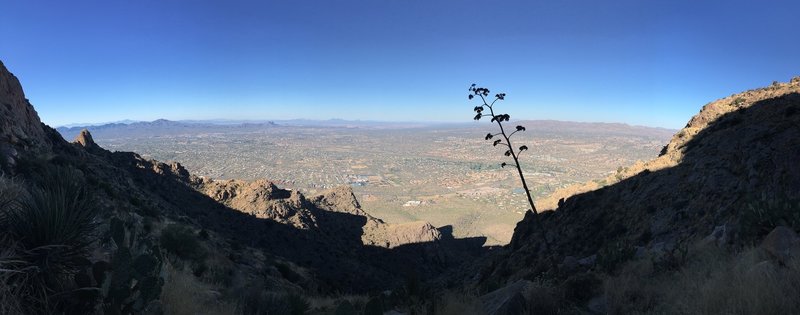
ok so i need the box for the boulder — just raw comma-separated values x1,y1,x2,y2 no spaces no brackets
761,226,800,264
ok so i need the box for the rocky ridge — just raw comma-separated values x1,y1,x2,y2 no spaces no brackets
536,77,800,211
195,177,443,248
471,76,800,296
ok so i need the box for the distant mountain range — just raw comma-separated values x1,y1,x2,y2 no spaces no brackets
57,118,675,141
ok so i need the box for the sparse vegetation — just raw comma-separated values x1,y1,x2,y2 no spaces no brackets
597,241,636,273
160,263,236,315
0,166,101,314
606,243,800,314
739,194,800,242
160,224,207,261
432,291,486,315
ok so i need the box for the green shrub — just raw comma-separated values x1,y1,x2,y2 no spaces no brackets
160,224,207,261
740,194,800,242
597,241,636,273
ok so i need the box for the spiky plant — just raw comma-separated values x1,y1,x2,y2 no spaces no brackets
0,238,26,315
469,85,538,214
3,166,98,303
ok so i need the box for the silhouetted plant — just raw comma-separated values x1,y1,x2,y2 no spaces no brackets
469,85,539,214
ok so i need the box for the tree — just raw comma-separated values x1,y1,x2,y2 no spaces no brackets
469,84,538,214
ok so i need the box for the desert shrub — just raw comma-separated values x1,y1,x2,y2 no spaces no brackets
433,291,486,315
0,239,25,315
160,224,207,261
404,270,422,297
334,300,358,315
606,243,800,315
238,290,291,315
560,272,601,303
275,262,303,283
652,242,689,272
525,284,559,315
739,194,800,242
363,296,385,315
597,241,636,273
160,263,235,315
288,293,310,315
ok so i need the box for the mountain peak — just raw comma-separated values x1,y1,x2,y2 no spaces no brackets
73,128,97,148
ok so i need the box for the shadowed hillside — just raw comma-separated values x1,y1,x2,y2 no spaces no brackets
456,77,800,314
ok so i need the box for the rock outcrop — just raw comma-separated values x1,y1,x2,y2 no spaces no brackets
73,128,98,148
196,179,443,248
196,178,317,228
0,61,50,170
0,61,47,149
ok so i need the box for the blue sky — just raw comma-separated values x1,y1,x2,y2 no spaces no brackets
1,0,798,128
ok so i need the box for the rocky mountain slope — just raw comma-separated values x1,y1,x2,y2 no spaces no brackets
461,76,800,312
0,60,490,314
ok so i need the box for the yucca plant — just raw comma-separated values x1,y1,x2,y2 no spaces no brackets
0,238,26,315
1,165,99,312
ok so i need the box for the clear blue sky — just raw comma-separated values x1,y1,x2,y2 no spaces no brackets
2,0,798,128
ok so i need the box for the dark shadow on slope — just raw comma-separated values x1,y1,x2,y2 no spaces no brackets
99,150,490,293
493,92,800,284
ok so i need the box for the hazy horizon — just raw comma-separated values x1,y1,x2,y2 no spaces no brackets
3,0,799,130
54,116,679,130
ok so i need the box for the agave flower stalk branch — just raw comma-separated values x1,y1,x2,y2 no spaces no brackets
478,93,538,214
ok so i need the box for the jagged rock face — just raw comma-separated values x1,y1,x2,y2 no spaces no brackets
0,61,48,167
73,128,97,148
363,221,442,248
312,185,367,216
195,178,317,228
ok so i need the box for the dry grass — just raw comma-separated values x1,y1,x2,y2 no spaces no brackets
306,294,368,312
433,291,486,315
160,263,236,315
606,243,800,315
0,242,24,315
